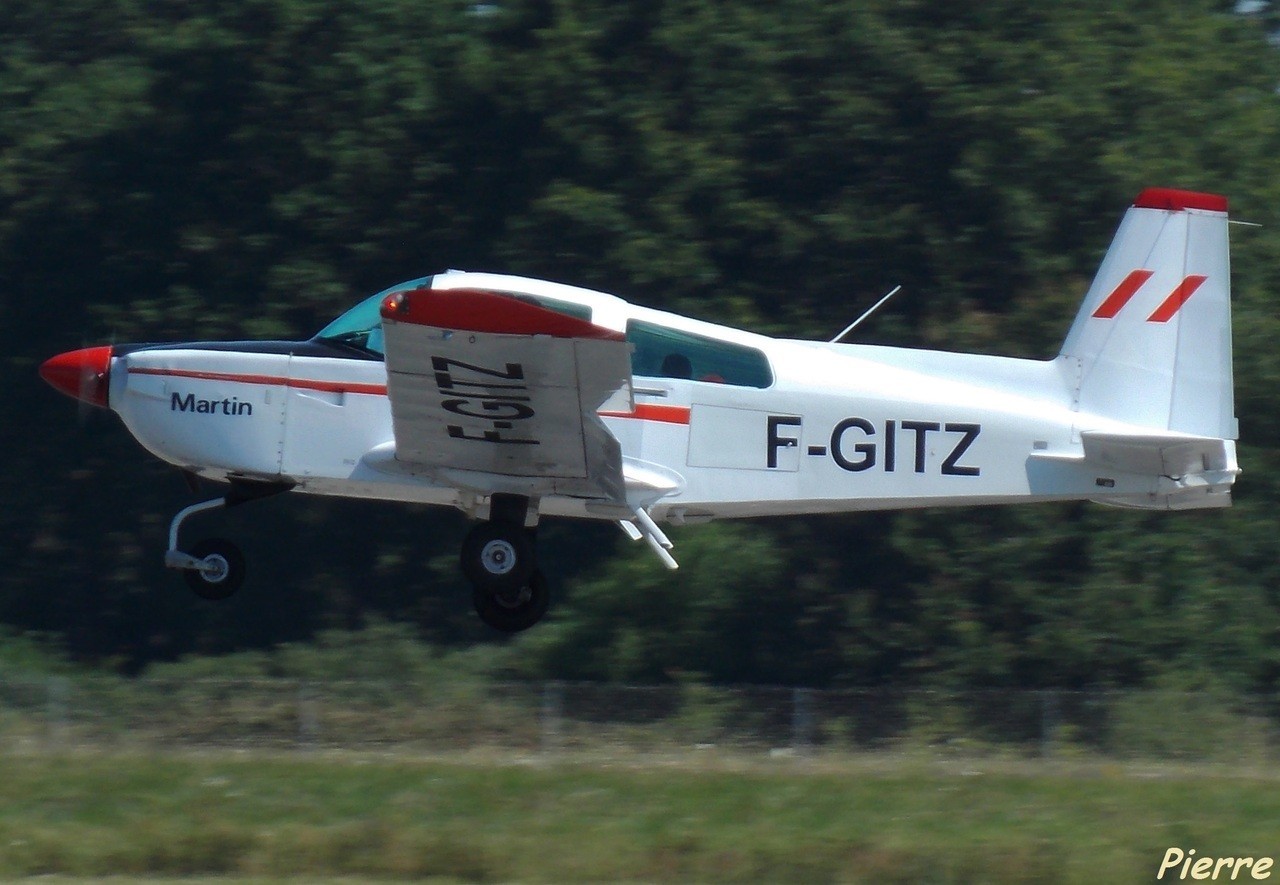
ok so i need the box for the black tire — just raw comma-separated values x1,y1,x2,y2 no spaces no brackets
473,568,550,633
460,521,535,592
183,538,246,601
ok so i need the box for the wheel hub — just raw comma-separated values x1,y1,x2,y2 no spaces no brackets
479,539,518,576
199,554,229,583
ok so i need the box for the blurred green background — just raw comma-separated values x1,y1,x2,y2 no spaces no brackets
6,0,1280,690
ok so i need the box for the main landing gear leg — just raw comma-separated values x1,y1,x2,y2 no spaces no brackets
462,494,549,633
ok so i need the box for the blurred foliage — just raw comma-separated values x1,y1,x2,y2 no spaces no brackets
0,627,76,674
4,0,1280,689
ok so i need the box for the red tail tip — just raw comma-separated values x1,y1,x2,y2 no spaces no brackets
1134,188,1228,213
39,346,113,408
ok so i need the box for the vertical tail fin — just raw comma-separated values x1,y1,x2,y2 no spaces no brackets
1058,188,1236,440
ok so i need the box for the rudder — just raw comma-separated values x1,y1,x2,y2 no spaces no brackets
1058,188,1236,440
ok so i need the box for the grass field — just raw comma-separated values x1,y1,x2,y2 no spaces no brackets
2,748,1277,883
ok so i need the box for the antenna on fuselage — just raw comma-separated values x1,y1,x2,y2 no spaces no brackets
829,285,902,343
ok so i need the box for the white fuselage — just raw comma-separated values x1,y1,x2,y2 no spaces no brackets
108,285,1197,525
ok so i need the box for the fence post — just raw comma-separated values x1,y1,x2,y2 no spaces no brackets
1040,690,1058,758
541,681,564,755
298,681,319,749
792,687,814,756
46,676,69,749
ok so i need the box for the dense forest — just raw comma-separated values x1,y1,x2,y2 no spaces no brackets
6,0,1280,690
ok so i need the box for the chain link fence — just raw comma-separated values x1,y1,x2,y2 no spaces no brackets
2,676,1276,763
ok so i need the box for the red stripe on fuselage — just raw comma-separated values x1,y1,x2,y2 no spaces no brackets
599,403,691,425
129,367,389,396
131,366,690,424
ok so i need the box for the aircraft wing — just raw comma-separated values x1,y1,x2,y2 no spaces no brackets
379,287,632,503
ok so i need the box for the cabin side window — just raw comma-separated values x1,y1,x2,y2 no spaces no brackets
626,320,773,388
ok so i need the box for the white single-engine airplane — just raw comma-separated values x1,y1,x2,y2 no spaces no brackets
41,188,1240,631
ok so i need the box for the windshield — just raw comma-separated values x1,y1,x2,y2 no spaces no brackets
313,276,434,356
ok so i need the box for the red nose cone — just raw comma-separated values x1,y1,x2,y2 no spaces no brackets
39,346,113,408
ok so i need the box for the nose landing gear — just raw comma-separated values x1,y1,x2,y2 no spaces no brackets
162,479,293,601
164,497,247,599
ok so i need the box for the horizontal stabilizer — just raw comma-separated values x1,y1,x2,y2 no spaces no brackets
1080,431,1236,477
1079,431,1239,511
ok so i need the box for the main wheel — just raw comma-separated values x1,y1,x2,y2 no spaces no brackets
460,521,535,592
473,568,550,633
183,538,246,601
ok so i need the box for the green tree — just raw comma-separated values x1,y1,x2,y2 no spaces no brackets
5,0,1280,690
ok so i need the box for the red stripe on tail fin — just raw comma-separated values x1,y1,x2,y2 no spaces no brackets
1146,275,1208,323
1091,269,1154,319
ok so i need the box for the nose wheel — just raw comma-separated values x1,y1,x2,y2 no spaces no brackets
460,515,550,632
182,537,246,600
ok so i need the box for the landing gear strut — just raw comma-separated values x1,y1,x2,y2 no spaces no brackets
163,479,292,601
164,498,246,599
462,495,550,632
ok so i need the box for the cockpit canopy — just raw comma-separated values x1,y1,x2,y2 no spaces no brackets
313,276,433,356
315,275,772,388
